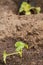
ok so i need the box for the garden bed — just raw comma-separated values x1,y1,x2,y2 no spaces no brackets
0,0,43,65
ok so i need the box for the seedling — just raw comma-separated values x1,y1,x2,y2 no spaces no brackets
15,41,28,57
3,41,28,64
19,2,41,15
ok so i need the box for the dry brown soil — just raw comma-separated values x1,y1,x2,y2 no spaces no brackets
0,0,43,65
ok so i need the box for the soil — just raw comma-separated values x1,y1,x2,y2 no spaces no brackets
0,0,43,65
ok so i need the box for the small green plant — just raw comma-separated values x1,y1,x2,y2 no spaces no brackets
15,41,28,57
19,2,41,15
3,41,28,64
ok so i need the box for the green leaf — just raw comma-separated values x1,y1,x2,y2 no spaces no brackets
19,2,31,13
3,51,7,64
15,41,28,57
15,41,25,51
24,44,28,49
35,7,41,13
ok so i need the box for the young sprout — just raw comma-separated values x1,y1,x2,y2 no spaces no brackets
3,41,28,64
15,41,28,57
3,51,18,64
19,2,41,15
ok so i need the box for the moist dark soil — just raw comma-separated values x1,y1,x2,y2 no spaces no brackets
0,0,43,65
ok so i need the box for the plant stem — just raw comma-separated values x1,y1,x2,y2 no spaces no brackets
7,52,18,57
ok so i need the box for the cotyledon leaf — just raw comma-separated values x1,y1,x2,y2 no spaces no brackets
15,41,28,52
